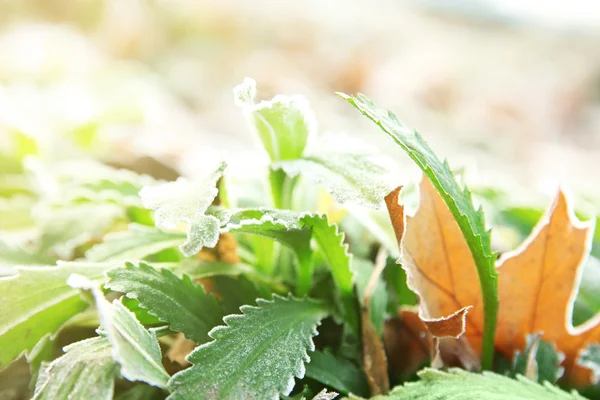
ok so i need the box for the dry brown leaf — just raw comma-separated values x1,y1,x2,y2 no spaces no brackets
362,308,390,395
385,175,598,385
385,178,482,360
361,249,390,395
495,190,595,385
383,309,430,376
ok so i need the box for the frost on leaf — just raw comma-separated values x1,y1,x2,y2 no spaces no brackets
376,368,584,400
234,78,316,161
139,161,226,257
233,77,256,107
273,152,391,209
344,92,498,369
68,275,169,389
0,262,113,369
495,190,596,385
384,179,481,369
33,337,117,400
105,262,223,344
167,295,327,400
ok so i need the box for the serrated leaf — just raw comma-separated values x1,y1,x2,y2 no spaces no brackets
342,93,498,369
122,297,162,325
234,78,315,161
0,261,114,368
105,262,223,343
273,153,390,209
167,295,327,400
224,208,312,260
373,368,584,400
512,333,565,384
33,337,117,400
69,275,170,388
86,224,186,261
305,349,368,396
578,344,600,384
221,209,355,316
139,161,226,257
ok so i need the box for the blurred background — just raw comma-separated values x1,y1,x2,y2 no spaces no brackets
1,0,600,209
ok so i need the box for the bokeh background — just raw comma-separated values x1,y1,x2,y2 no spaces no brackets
1,0,600,212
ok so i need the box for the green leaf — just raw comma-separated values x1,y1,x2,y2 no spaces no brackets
340,93,498,369
234,78,315,161
511,333,564,384
139,161,226,257
0,262,114,368
373,368,584,400
577,344,600,384
167,295,327,400
105,262,223,343
301,214,356,331
69,275,170,388
86,224,186,261
305,349,368,396
352,258,388,336
225,209,312,260
273,153,390,209
33,337,118,400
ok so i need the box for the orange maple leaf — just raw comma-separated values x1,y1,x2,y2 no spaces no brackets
495,190,595,385
385,176,597,384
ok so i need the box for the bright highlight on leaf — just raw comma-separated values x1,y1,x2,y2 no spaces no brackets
33,337,117,400
273,152,390,209
373,368,584,400
234,78,315,161
0,262,115,368
69,275,170,389
167,295,327,400
139,161,226,257
495,190,597,385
